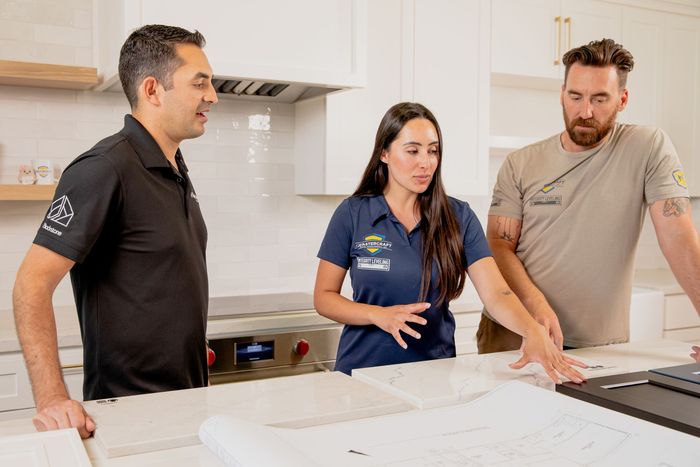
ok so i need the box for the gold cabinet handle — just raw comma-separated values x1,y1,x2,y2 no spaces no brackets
565,17,572,51
554,16,562,65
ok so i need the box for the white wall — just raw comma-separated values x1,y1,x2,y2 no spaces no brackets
3,0,691,312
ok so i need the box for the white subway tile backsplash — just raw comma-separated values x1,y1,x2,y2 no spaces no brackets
72,9,91,29
0,19,33,41
33,24,90,48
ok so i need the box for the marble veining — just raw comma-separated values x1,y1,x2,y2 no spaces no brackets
353,340,695,409
84,371,412,459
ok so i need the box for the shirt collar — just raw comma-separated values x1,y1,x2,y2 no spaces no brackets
367,195,391,226
120,114,178,170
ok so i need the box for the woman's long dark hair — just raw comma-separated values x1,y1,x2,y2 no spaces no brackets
353,102,465,306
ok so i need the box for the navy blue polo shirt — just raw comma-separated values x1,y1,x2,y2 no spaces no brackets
318,195,491,374
33,115,208,400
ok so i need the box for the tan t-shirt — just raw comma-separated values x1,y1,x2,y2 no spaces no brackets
488,123,688,347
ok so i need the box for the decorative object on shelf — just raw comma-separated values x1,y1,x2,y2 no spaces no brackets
32,159,53,185
17,165,36,184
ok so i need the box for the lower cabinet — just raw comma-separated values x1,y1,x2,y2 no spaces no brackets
453,309,481,356
663,293,700,342
0,346,83,421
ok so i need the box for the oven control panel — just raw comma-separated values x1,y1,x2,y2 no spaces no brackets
208,327,341,383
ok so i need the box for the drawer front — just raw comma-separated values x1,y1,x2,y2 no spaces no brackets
663,327,700,342
664,294,699,329
455,326,477,355
0,352,34,412
453,310,481,328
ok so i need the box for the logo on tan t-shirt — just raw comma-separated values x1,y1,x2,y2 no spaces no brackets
673,170,687,188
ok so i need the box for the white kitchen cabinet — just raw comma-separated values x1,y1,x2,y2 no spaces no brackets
454,310,481,356
296,0,490,196
94,0,367,92
623,7,700,195
295,0,402,195
0,347,83,420
491,0,621,82
619,7,664,126
658,12,700,197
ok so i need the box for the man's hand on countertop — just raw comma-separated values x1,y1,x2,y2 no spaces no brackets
691,345,700,363
34,396,95,439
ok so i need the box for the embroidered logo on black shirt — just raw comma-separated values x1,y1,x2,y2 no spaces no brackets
47,195,74,227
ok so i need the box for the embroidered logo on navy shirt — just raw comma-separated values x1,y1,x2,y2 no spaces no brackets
357,257,391,271
47,195,74,227
354,233,392,256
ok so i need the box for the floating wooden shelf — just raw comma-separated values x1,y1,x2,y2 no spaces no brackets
0,60,99,90
0,184,56,201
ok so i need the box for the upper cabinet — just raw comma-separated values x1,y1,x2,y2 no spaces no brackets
94,0,367,101
295,0,490,196
492,0,621,82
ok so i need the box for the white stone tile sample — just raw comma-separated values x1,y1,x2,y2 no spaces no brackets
352,339,695,409
85,371,411,458
0,428,90,466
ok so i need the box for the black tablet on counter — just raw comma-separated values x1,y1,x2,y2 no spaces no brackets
556,363,700,437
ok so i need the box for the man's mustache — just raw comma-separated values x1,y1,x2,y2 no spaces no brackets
571,118,599,128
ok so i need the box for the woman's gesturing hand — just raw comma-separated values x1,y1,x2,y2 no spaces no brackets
369,302,430,349
510,323,588,384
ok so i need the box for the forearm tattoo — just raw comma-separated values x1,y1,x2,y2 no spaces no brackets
500,290,513,296
497,217,518,243
662,197,690,217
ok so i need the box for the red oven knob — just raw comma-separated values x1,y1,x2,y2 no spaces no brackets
293,339,310,357
207,347,216,367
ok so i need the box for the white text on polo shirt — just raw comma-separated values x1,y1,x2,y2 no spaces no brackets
354,240,392,251
42,222,62,236
357,257,390,271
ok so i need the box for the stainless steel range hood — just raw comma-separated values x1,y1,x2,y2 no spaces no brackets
98,75,344,104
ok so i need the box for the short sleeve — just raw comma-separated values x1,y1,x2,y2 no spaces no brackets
489,155,524,220
317,198,354,270
459,202,492,267
33,155,121,263
644,129,689,204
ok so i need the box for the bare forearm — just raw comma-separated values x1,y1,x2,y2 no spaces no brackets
482,285,539,339
490,244,550,313
314,290,382,326
652,198,700,317
13,273,68,408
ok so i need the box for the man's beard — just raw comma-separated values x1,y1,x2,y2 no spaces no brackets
563,109,617,147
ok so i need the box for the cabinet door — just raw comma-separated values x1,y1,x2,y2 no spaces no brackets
492,0,561,79
562,0,622,54
0,352,34,412
97,0,367,88
620,7,664,126
413,0,489,195
659,13,700,197
324,0,403,195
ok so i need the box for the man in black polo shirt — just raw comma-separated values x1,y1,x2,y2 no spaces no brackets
12,25,217,438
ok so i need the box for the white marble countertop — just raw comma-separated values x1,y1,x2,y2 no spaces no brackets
634,268,684,295
352,339,696,409
0,371,412,466
0,339,696,466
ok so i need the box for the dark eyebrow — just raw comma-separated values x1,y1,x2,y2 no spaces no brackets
592,92,610,98
402,141,440,146
192,72,210,80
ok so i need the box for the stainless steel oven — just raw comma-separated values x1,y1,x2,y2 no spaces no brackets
206,293,342,384
208,327,342,383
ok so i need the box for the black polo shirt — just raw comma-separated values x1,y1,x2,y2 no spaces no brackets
34,115,208,400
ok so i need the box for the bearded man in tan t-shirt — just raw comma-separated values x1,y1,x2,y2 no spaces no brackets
479,38,700,363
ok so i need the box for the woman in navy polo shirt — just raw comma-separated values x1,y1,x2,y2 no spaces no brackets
315,102,586,384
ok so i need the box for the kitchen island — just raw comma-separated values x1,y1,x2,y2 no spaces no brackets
0,339,697,466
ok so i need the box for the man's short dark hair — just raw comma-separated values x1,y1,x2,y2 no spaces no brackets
118,24,206,109
562,38,635,88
